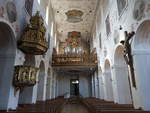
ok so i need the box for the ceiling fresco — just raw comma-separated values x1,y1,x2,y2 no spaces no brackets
50,0,98,41
65,9,83,23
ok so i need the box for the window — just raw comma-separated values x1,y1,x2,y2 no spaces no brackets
38,0,40,4
99,33,102,49
46,6,49,25
25,0,34,16
51,22,54,37
117,0,128,17
105,15,111,36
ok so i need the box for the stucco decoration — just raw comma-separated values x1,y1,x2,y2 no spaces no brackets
117,0,128,16
6,1,17,23
104,47,107,57
133,0,146,21
146,4,150,13
0,6,4,18
25,0,34,16
65,9,83,23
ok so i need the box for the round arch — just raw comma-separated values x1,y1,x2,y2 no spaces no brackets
133,20,150,110
114,45,132,104
0,21,16,110
104,59,114,101
37,60,45,101
134,20,150,50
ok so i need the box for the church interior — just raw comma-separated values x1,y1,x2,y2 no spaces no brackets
0,0,150,112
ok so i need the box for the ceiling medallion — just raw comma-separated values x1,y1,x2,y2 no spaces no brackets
65,9,83,23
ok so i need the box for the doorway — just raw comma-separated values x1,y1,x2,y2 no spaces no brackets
70,79,79,97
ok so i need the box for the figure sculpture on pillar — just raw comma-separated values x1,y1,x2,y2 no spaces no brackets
123,31,135,65
121,31,136,88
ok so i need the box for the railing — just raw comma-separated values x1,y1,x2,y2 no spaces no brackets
52,54,97,67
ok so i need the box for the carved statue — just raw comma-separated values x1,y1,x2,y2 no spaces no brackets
121,31,136,88
29,11,46,41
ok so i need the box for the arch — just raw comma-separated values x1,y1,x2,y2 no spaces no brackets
37,61,45,101
132,20,150,110
114,45,126,66
104,59,114,101
0,19,16,37
114,45,132,104
134,20,150,50
0,21,16,110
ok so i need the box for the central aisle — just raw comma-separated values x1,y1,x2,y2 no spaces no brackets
61,103,90,113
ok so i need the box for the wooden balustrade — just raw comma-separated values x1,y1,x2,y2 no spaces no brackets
52,54,97,67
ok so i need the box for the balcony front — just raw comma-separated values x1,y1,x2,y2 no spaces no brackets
52,54,97,68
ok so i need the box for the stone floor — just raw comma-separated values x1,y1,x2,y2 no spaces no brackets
61,103,90,113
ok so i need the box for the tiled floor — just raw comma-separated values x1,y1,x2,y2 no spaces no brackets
61,103,90,113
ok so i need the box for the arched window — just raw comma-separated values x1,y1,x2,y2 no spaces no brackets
25,0,33,16
46,6,49,25
99,33,102,49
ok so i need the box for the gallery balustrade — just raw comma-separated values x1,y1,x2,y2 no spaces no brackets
52,54,97,67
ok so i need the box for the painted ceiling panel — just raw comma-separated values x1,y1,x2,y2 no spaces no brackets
50,0,98,41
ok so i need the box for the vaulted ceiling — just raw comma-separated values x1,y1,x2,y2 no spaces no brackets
50,0,98,42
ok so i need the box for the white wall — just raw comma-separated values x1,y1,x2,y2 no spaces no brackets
79,75,91,97
92,0,150,110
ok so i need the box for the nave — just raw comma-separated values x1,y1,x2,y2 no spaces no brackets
1,0,150,112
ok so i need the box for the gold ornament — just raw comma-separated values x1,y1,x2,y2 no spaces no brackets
18,11,48,55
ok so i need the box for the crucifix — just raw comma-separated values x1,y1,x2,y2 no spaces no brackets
121,31,137,88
